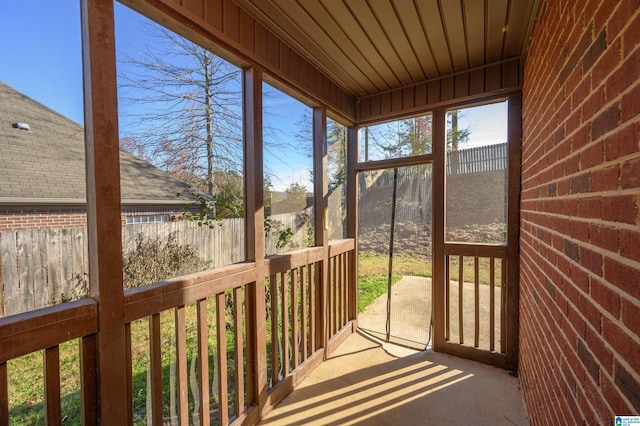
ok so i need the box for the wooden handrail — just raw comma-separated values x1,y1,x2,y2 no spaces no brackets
0,299,98,362
445,242,507,258
123,262,256,323
328,238,355,257
264,247,323,276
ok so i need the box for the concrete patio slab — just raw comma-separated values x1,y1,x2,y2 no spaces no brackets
260,331,529,425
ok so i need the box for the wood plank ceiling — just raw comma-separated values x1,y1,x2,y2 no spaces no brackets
235,0,539,99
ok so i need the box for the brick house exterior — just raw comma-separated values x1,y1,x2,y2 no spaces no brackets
0,81,193,231
520,0,640,422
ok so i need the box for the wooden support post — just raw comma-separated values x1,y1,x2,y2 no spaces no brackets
432,108,446,350
81,0,128,422
243,67,267,413
313,107,329,352
506,93,522,368
346,127,359,322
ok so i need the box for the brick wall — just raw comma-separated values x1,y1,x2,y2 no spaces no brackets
520,0,640,424
0,206,184,231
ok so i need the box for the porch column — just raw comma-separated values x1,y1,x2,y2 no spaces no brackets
243,66,267,413
346,126,359,322
313,107,328,351
432,107,446,349
81,0,128,423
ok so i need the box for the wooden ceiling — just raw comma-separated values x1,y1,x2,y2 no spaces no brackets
235,0,539,98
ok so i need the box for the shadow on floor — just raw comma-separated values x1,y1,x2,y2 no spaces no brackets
259,331,528,426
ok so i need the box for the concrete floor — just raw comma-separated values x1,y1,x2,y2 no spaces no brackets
259,331,529,426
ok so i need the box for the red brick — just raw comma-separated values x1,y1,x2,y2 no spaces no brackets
621,298,640,338
601,371,634,414
621,155,640,189
571,172,591,193
601,193,638,224
594,0,617,38
622,5,640,56
603,317,640,375
604,256,640,300
564,238,581,261
580,141,604,170
578,196,601,219
582,86,606,121
571,262,591,292
614,360,640,409
580,246,604,276
604,123,638,162
570,220,590,242
579,292,602,332
620,80,640,122
590,165,620,191
584,376,615,424
592,103,621,141
590,277,622,318
589,223,619,252
620,228,640,262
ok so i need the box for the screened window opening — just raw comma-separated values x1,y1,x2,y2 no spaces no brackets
327,116,348,241
115,3,246,289
359,114,433,163
445,101,509,245
262,82,315,256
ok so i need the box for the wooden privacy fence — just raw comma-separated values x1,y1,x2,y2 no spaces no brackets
0,214,309,317
446,142,507,176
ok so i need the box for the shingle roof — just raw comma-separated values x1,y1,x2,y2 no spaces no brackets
0,81,192,205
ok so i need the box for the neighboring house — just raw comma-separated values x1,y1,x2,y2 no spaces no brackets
0,81,193,231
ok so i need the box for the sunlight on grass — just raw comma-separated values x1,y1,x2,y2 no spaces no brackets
357,252,432,313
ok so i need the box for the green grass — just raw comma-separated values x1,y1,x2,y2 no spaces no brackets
7,340,82,425
357,252,431,313
447,256,503,286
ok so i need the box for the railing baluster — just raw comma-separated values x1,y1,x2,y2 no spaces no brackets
300,265,308,361
490,258,496,352
175,306,188,425
341,253,347,328
216,293,228,426
291,267,299,369
501,260,507,354
233,287,245,418
333,255,342,334
343,253,348,327
327,257,333,336
125,323,133,426
269,274,279,386
445,255,450,342
309,263,316,353
149,314,162,426
81,335,98,425
474,257,480,348
0,362,7,425
281,272,289,376
330,257,340,337
44,345,61,426
458,255,464,344
197,299,210,425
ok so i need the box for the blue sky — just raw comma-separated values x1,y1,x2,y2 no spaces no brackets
1,2,506,192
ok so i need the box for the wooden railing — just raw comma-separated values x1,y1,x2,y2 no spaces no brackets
0,240,356,425
123,262,258,426
444,243,507,360
327,239,356,351
264,247,324,407
0,299,99,425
